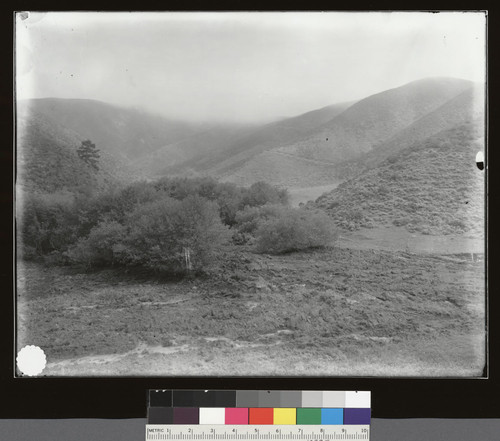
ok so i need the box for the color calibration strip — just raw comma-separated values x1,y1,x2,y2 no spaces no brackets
148,390,370,425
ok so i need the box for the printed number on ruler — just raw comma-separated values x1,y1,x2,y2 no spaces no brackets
145,425,370,441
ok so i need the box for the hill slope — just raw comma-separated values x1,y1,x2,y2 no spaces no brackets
145,101,354,180
278,77,473,163
18,98,205,161
16,107,123,195
353,84,485,171
311,121,484,237
216,78,474,187
133,124,257,178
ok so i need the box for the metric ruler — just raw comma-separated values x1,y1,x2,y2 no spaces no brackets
145,425,370,441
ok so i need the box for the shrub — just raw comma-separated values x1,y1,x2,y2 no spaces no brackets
448,219,468,230
154,177,288,226
345,208,364,222
19,192,82,257
242,181,289,207
120,195,229,273
255,208,338,254
392,217,412,227
65,220,127,268
234,203,288,235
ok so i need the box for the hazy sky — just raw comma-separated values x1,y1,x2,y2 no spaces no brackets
16,12,486,123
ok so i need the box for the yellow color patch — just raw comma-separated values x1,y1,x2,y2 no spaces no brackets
273,408,296,425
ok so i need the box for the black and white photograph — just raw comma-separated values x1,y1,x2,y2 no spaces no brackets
15,11,486,377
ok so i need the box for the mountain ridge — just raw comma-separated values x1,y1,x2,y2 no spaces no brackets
17,77,484,196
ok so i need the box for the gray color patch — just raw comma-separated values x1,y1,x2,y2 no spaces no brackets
279,391,302,407
236,390,259,407
301,391,323,407
323,391,346,407
258,390,281,407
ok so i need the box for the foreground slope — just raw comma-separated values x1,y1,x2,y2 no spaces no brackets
19,244,485,376
312,121,485,237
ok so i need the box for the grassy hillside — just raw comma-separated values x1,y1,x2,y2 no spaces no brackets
173,102,353,180
312,121,484,237
221,150,343,188
275,77,473,164
134,124,257,178
354,84,485,171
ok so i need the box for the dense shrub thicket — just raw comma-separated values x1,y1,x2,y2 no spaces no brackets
254,209,338,254
19,177,333,273
66,196,229,272
153,177,288,226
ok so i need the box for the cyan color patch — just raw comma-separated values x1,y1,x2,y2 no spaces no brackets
321,408,343,425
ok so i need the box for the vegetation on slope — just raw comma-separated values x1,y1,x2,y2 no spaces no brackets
313,122,484,237
18,98,204,160
353,84,485,171
16,110,120,195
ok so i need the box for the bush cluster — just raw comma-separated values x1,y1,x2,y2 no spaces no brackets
66,196,229,273
19,177,298,273
253,208,338,254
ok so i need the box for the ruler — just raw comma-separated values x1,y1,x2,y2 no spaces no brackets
145,425,370,441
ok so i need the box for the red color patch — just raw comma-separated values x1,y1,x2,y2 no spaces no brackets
249,408,274,424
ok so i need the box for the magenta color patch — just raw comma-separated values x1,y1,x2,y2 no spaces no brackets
225,407,248,424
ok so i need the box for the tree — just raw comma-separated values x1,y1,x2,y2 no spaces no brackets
77,140,100,171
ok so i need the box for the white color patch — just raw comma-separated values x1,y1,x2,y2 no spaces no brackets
345,391,371,408
476,151,484,163
199,407,225,424
16,345,47,376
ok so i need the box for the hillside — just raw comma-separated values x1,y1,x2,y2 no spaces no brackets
352,84,485,172
312,121,485,237
278,77,473,163
133,124,257,178
18,98,205,161
217,78,474,187
16,107,123,195
146,101,354,180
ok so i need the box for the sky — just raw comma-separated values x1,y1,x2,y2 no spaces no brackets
16,12,486,123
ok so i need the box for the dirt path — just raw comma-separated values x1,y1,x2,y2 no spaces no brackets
338,227,484,255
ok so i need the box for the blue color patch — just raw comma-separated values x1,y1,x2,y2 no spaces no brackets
321,408,343,425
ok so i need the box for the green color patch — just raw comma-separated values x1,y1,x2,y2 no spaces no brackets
296,408,322,424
